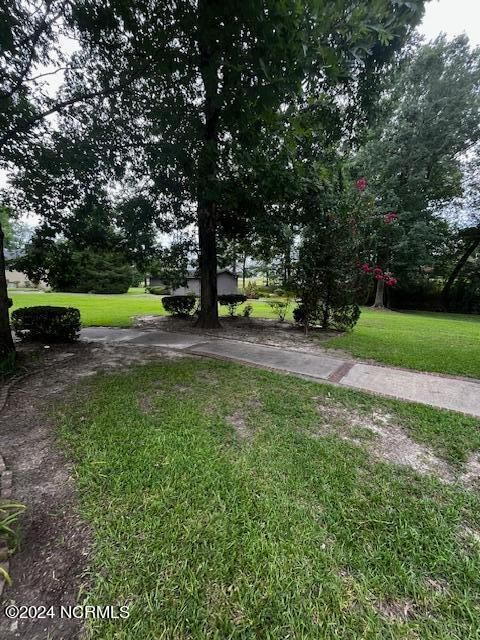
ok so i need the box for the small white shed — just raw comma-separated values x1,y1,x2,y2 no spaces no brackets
151,270,239,296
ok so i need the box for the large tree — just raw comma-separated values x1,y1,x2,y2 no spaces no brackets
355,35,480,307
63,0,425,327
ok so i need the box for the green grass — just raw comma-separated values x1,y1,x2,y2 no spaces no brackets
9,290,167,327
59,359,480,639
324,308,480,379
8,290,290,326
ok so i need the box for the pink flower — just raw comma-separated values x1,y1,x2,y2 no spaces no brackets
384,211,398,224
360,263,372,273
373,267,383,276
356,177,367,192
384,277,398,287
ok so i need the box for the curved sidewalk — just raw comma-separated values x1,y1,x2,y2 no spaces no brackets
81,327,480,418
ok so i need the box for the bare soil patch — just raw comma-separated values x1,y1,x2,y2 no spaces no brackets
134,314,356,360
312,398,461,485
0,341,182,640
226,411,250,440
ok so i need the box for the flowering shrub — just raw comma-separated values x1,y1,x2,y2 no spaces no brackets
356,177,367,191
384,211,398,224
359,264,397,287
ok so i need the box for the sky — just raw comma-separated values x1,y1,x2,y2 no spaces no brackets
418,0,480,45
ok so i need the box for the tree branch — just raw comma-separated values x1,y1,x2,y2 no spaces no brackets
0,76,137,150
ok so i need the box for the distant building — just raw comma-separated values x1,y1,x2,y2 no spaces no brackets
150,269,238,296
4,250,49,290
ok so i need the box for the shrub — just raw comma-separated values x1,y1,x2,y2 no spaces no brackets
11,306,81,342
242,304,253,318
293,301,360,332
268,300,290,322
257,284,276,296
273,288,285,297
218,294,247,317
162,295,196,317
1,501,25,557
148,285,170,295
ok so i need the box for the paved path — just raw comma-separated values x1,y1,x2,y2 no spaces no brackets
81,327,480,418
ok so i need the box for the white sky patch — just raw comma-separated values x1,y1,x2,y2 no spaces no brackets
418,0,480,45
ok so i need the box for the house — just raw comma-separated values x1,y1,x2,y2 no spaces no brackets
150,269,238,296
4,249,49,290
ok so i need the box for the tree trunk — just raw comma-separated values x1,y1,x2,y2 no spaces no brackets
197,202,220,328
242,253,247,289
372,278,385,309
441,235,480,309
285,246,291,287
196,1,221,329
0,223,16,372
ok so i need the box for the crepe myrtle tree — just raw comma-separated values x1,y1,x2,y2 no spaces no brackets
354,177,401,308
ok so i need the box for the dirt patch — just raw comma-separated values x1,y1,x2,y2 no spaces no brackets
458,524,480,552
137,393,155,413
375,598,417,621
312,399,455,484
425,577,449,595
0,341,182,640
226,411,250,440
459,453,480,490
134,314,356,360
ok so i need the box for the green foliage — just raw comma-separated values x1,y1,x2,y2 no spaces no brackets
162,295,196,318
217,294,247,317
293,168,363,332
67,250,133,294
11,306,81,342
147,286,170,296
242,304,253,318
0,501,26,558
355,36,480,289
148,239,194,291
268,300,290,322
16,242,133,294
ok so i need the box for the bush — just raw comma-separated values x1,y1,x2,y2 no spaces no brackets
293,301,360,331
148,285,171,295
273,288,285,297
242,304,253,318
256,284,276,296
162,295,196,317
218,294,247,317
268,300,290,322
11,306,81,342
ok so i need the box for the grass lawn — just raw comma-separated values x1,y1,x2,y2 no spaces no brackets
9,290,167,327
8,290,290,326
59,358,480,639
324,308,480,379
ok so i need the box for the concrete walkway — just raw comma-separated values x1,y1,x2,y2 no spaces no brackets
81,327,480,418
